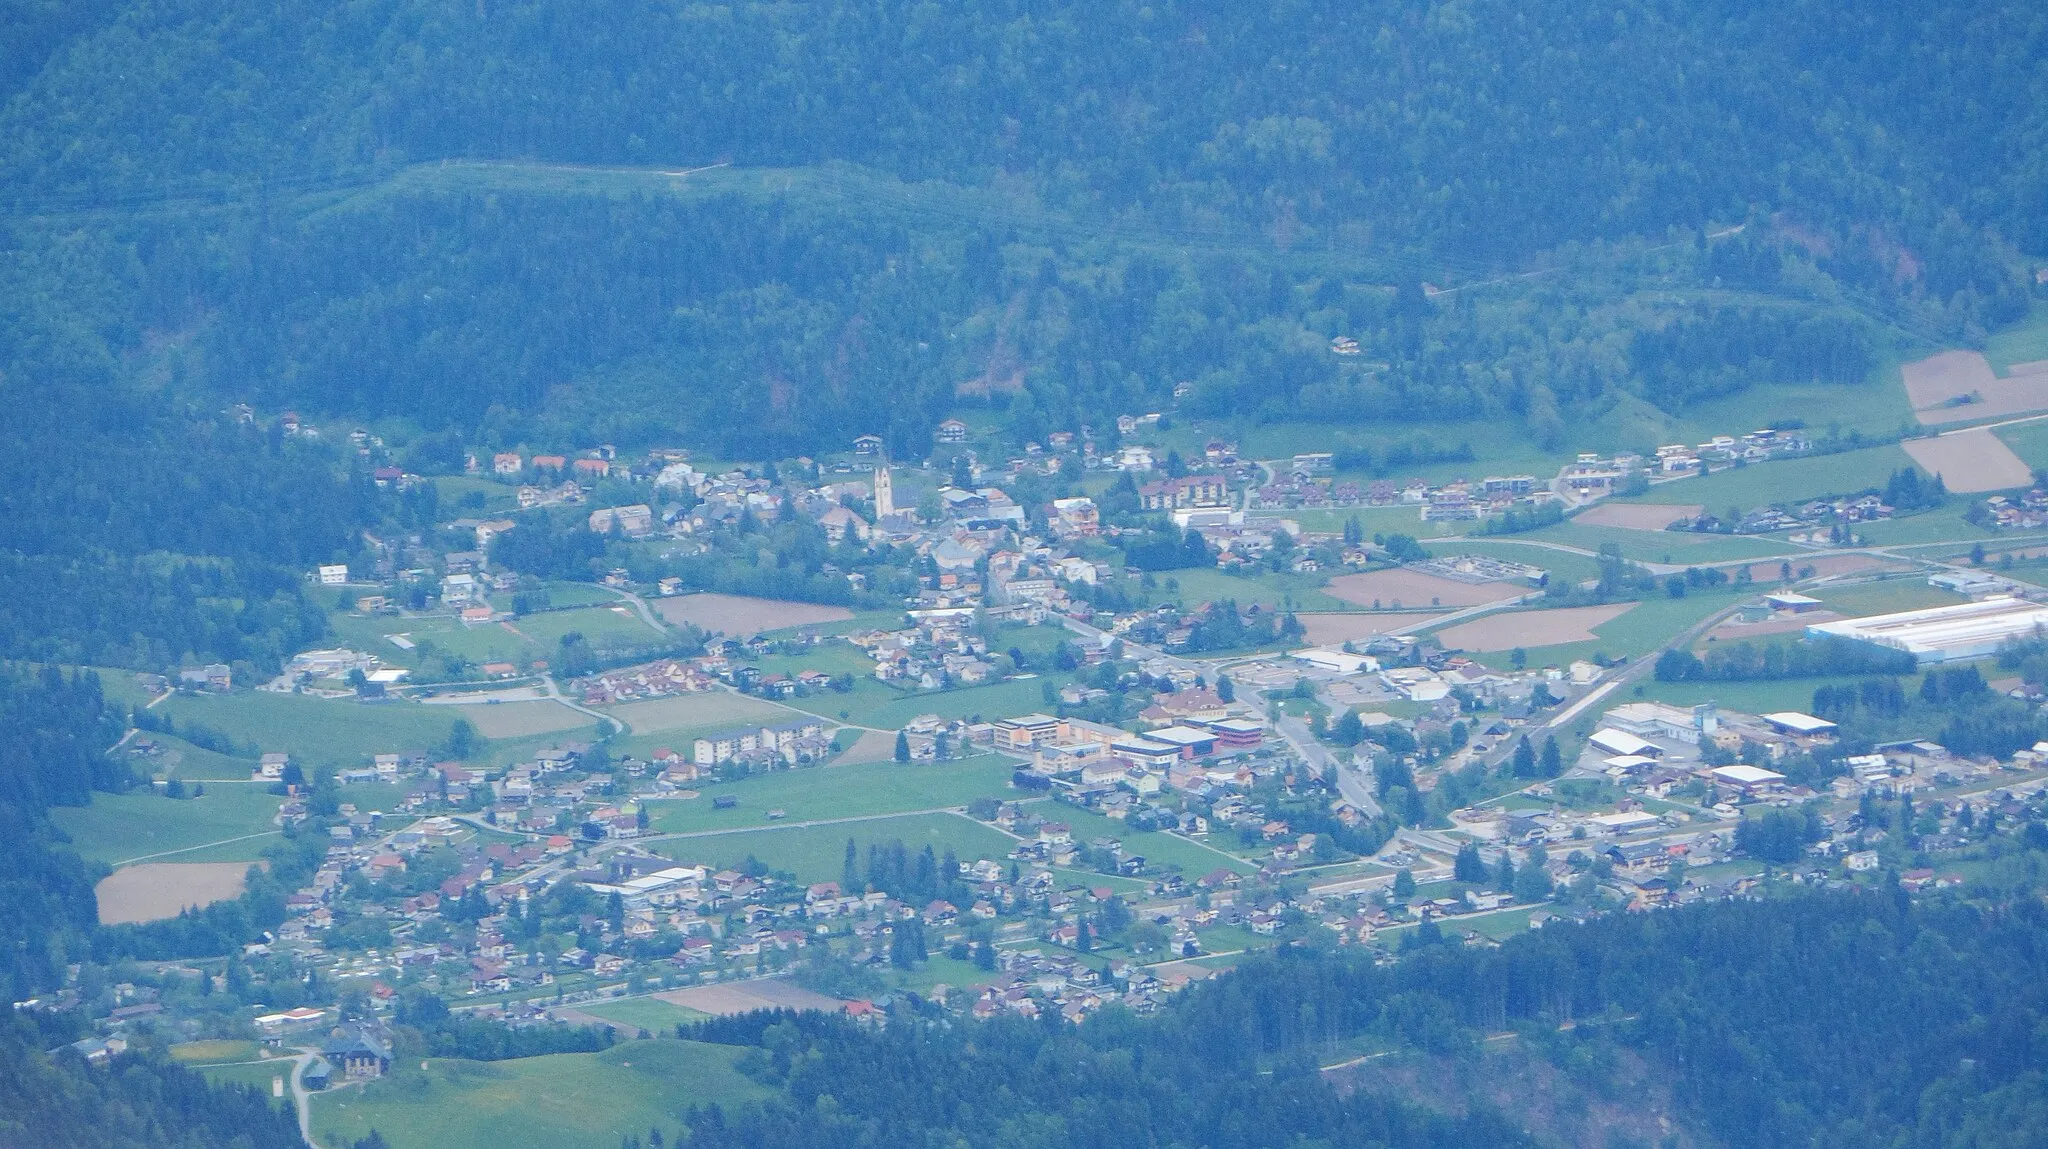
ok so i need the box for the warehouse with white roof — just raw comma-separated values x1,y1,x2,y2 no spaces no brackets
1805,596,2048,664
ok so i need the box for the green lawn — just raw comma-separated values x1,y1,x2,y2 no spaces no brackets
797,677,1077,731
1288,506,1469,541
655,812,1021,884
759,609,905,640
51,786,283,865
1812,581,1967,618
646,757,1019,835
1038,805,1256,877
1994,419,2048,472
740,644,876,679
171,1039,264,1064
310,1040,768,1149
1629,676,1875,718
1987,300,2048,373
1517,521,1791,564
1162,568,1351,612
331,604,663,671
573,996,709,1036
1852,505,2003,546
1634,444,1918,509
198,1060,294,1096
159,691,467,766
144,734,259,781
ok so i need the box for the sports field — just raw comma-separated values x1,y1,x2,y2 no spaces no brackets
310,1040,767,1149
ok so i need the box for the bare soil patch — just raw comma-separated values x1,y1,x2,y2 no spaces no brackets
656,979,849,1015
835,729,901,764
1704,612,1840,642
1326,570,1522,609
1903,428,2035,493
96,862,251,925
1434,604,1635,651
1576,503,1701,530
1297,613,1448,646
1909,351,2048,424
456,699,594,739
653,593,853,636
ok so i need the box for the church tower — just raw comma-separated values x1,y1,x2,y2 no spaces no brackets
874,466,895,518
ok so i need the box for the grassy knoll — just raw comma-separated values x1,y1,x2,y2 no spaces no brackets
572,996,708,1035
645,756,1019,835
654,812,1019,884
158,691,465,766
310,1040,767,1149
51,786,282,865
1633,444,1918,509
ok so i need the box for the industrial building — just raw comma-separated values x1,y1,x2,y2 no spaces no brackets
1805,596,2048,664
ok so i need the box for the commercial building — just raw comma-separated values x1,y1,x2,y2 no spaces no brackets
1805,596,2048,664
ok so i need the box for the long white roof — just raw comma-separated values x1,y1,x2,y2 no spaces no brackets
1807,596,2048,656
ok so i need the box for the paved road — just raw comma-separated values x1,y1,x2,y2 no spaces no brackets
606,586,669,634
542,675,623,735
286,1049,317,1146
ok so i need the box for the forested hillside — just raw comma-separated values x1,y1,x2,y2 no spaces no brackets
0,0,2043,462
675,890,2048,1149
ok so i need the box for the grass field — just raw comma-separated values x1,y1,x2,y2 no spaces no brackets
159,692,467,765
51,786,282,865
602,692,785,736
1468,588,1750,670
1163,568,1351,612
310,1040,768,1149
1995,419,2048,472
572,996,708,1035
1812,581,1967,617
776,675,1072,731
145,734,259,781
1850,504,2003,546
1518,521,1791,564
1634,445,1918,509
171,1039,263,1064
1630,675,1878,716
1988,301,2048,374
1040,805,1256,877
330,604,663,671
646,756,1018,835
759,609,905,640
655,812,1020,883
198,1060,293,1096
